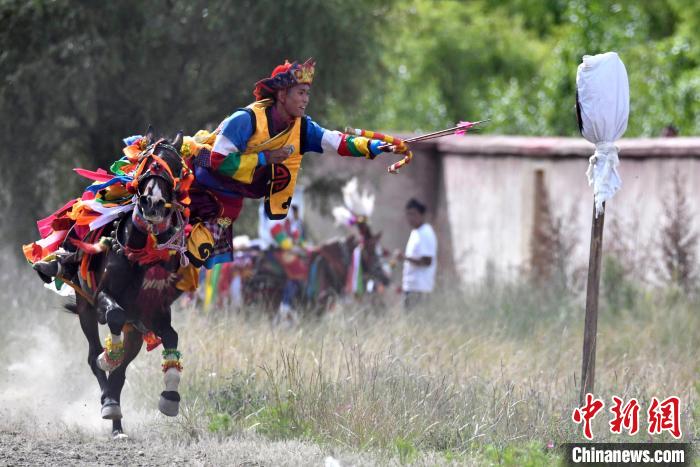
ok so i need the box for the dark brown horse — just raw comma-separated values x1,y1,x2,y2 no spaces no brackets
60,129,189,437
244,221,390,315
308,221,391,311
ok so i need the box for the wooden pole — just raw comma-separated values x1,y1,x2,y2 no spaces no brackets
580,201,605,405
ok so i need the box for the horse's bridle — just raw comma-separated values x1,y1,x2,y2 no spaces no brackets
115,139,191,265
130,140,184,205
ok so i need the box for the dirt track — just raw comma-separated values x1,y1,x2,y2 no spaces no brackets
0,269,378,467
0,425,358,467
0,429,197,467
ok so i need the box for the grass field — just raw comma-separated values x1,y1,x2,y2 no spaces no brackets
1,258,698,465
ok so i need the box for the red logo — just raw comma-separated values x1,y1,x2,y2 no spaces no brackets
271,164,291,193
572,393,605,440
609,396,640,435
647,396,682,439
572,395,683,440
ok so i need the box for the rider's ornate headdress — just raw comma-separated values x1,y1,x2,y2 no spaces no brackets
253,58,315,101
332,177,375,227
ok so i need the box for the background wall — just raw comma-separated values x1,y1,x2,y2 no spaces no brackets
304,136,700,284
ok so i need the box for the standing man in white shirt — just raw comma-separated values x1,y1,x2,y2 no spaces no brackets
398,198,437,309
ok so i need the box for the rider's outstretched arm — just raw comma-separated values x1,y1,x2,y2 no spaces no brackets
301,117,387,160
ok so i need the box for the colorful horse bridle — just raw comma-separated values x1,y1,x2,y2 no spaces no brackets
344,128,413,174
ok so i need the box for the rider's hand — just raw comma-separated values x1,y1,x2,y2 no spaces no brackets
265,146,294,164
378,144,397,153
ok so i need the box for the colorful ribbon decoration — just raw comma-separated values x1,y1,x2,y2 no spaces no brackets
344,120,488,174
344,128,413,174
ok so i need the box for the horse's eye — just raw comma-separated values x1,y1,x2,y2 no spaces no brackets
139,197,148,207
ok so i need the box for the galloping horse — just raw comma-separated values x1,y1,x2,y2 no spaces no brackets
244,222,390,315
243,177,391,316
306,221,391,312
59,129,190,437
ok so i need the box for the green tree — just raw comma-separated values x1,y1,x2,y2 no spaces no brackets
362,0,700,137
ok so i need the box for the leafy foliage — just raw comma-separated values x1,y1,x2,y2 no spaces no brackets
360,0,700,137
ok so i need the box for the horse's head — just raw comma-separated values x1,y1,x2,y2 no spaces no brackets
134,127,184,225
358,224,391,287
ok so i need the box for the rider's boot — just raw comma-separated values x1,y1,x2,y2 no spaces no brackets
159,349,182,417
32,249,79,284
32,259,59,283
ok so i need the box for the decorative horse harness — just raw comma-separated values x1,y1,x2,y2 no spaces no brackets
113,140,193,266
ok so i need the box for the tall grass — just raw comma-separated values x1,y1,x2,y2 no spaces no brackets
152,281,699,463
3,252,698,464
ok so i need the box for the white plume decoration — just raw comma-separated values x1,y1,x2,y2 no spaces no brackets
342,177,375,218
332,206,355,226
331,177,376,226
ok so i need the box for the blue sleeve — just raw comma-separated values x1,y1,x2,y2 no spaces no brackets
301,116,326,154
299,116,383,158
369,140,383,157
219,110,254,153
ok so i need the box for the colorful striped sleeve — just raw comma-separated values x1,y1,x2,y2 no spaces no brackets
301,117,383,159
211,110,262,183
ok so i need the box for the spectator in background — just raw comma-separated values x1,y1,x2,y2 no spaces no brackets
397,198,437,310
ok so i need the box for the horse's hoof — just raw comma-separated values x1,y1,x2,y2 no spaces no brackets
112,430,129,440
101,399,122,420
158,391,180,417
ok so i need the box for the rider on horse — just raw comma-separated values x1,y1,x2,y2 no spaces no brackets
30,58,397,309
178,58,396,275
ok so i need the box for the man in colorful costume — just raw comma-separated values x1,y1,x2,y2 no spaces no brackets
181,58,395,276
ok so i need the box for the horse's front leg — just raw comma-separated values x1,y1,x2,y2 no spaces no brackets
95,253,133,372
153,309,181,417
101,325,143,427
95,291,127,372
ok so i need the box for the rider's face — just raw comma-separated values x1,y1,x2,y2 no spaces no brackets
280,84,310,119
